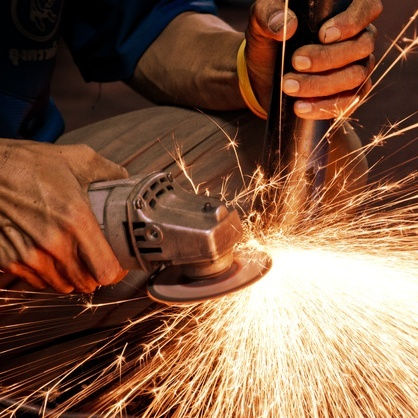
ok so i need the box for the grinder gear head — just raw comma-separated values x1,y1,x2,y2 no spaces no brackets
89,172,270,304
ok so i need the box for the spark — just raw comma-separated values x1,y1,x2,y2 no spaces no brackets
157,135,205,194
80,220,418,417
371,117,418,145
319,9,418,144
195,109,246,187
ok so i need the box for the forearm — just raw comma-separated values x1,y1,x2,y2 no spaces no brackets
129,12,246,111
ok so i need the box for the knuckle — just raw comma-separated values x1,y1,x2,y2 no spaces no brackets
72,144,96,162
318,45,333,67
52,280,71,293
342,13,361,37
6,262,23,276
362,31,376,55
251,1,262,19
295,75,314,96
338,95,358,112
372,0,383,19
64,201,88,226
97,264,123,286
251,1,269,31
306,103,331,120
78,143,93,154
84,282,98,293
305,77,319,96
348,65,368,87
81,144,97,160
73,277,97,293
250,0,297,39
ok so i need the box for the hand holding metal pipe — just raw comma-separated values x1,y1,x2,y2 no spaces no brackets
244,0,382,121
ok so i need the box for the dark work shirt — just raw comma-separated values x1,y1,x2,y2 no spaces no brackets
0,0,217,142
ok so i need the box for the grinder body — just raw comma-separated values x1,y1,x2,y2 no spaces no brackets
88,172,271,304
88,172,241,274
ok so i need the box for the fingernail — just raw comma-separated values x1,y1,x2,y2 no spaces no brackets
64,285,75,294
324,26,341,43
283,79,300,94
294,56,311,70
268,11,294,33
295,102,312,114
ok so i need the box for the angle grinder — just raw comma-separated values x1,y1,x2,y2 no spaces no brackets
88,172,271,305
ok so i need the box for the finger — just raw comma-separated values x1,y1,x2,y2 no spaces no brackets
24,248,75,293
61,144,129,185
7,262,48,290
0,224,75,293
0,272,19,289
45,236,100,293
42,229,101,293
293,25,377,73
54,254,99,293
283,64,368,98
70,203,127,287
0,225,47,289
77,227,128,287
293,78,372,120
250,0,298,42
319,0,382,43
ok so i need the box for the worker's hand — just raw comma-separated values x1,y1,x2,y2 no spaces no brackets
245,0,382,119
0,139,129,293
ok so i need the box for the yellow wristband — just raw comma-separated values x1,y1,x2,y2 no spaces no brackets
236,39,268,120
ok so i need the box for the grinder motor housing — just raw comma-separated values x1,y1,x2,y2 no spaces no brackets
88,172,242,278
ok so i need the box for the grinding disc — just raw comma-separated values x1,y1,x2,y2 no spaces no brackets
147,250,272,305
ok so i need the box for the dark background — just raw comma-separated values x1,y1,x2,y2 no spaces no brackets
51,0,417,179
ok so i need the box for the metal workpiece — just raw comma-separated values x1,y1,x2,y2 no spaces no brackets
261,0,352,219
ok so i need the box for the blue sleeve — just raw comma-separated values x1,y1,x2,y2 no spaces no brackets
62,0,218,83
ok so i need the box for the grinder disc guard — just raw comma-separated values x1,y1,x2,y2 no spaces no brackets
147,250,272,304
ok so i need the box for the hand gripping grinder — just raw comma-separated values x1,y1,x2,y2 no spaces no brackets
88,172,271,304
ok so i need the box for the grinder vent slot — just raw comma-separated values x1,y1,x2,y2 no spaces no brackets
132,223,147,244
150,182,158,190
139,247,163,254
141,177,174,210
132,222,146,229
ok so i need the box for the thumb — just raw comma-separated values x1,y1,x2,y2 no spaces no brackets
86,153,129,184
60,144,129,184
250,0,298,42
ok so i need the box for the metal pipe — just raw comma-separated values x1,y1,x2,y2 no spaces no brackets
261,0,351,223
